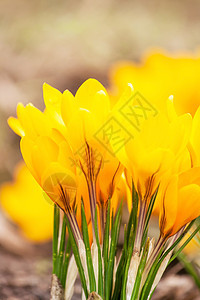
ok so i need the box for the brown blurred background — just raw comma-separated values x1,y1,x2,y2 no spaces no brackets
0,0,200,299
1,0,200,179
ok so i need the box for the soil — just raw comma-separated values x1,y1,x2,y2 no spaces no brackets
0,244,199,300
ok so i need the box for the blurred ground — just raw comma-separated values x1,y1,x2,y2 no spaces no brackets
1,0,200,299
0,245,51,300
0,244,199,300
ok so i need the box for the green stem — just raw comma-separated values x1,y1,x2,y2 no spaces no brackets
57,214,67,279
61,237,71,288
53,204,60,274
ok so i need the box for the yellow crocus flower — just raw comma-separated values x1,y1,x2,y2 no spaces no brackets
8,79,123,239
45,79,123,232
160,167,200,238
8,103,77,213
110,90,192,250
152,97,193,215
8,101,82,242
0,161,53,242
114,108,192,201
109,51,200,116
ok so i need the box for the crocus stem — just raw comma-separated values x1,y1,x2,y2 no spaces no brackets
53,204,60,274
88,180,98,241
144,235,166,275
134,200,146,252
99,201,107,242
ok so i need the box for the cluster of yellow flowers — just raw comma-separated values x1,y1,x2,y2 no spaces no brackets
1,50,200,299
7,69,200,245
0,51,199,244
109,51,200,237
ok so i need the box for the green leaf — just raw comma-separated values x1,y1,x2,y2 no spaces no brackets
94,208,104,298
130,239,149,300
140,220,197,300
121,186,139,300
81,202,96,292
57,214,67,279
169,223,200,264
126,209,134,247
124,225,127,258
105,202,122,300
178,252,200,289
66,217,88,298
61,237,71,288
139,244,164,300
53,204,60,274
121,224,135,300
141,188,158,248
103,200,111,283
112,224,129,300
132,182,139,234
111,250,125,300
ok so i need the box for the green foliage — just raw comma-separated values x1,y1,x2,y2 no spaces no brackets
52,187,200,300
94,208,104,297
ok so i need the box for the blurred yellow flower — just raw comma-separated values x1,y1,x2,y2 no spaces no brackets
109,51,200,116
0,161,53,242
190,106,200,167
160,167,200,237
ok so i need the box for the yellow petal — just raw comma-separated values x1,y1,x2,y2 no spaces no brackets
178,166,200,188
97,153,122,202
90,90,110,124
58,140,76,173
169,113,192,156
166,95,177,122
25,104,51,137
61,89,77,125
17,103,50,139
159,175,178,236
172,184,200,235
43,82,62,113
75,78,107,111
8,117,25,137
67,108,98,150
17,103,37,139
41,162,77,212
20,136,39,181
31,136,59,182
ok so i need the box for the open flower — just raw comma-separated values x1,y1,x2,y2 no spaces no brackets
8,102,82,242
8,103,77,210
60,79,123,231
110,88,192,251
0,161,53,242
8,79,124,240
113,102,192,202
